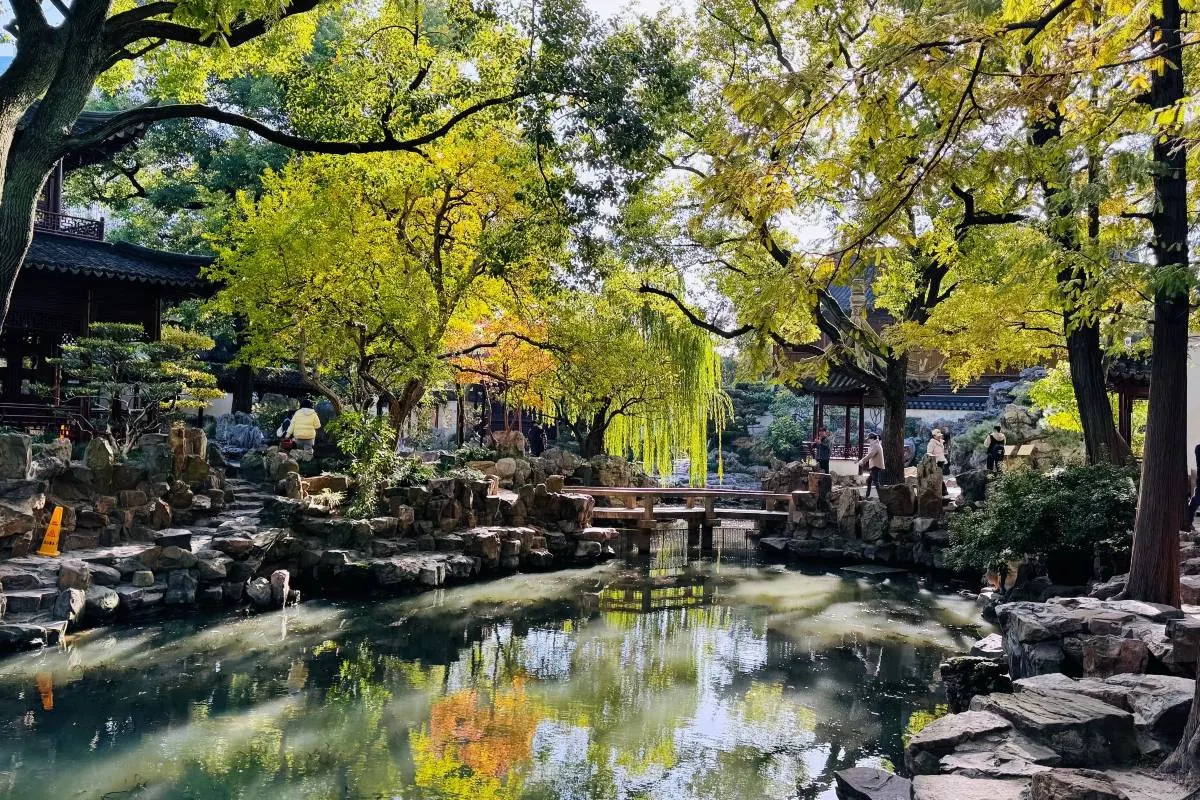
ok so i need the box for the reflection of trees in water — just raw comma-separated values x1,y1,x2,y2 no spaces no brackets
0,564,981,799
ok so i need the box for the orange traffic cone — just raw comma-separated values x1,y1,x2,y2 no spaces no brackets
37,507,63,557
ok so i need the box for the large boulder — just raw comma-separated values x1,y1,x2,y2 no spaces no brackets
84,437,116,482
84,585,119,620
969,686,1138,767
834,489,858,537
916,458,944,518
0,432,32,480
878,483,915,517
956,469,989,505
136,433,173,480
54,588,85,626
0,480,47,537
912,775,1030,800
859,501,888,543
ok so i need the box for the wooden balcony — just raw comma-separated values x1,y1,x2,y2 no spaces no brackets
34,209,104,241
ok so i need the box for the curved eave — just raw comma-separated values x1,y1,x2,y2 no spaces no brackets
25,259,208,290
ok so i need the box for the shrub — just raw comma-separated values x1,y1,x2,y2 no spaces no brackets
946,463,1137,582
327,412,399,518
448,442,497,465
392,456,437,488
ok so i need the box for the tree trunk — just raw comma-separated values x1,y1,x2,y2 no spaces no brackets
385,379,426,449
880,357,909,484
1123,0,1187,608
455,383,466,447
1066,322,1131,465
578,405,610,459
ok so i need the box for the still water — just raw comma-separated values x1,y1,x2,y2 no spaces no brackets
0,549,991,800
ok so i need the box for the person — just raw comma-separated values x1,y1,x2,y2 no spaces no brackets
927,428,949,497
812,428,831,474
528,422,546,457
858,432,884,498
1187,442,1200,531
286,398,322,461
276,409,294,441
986,425,1007,472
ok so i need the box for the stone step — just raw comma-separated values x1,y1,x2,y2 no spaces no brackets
3,587,58,614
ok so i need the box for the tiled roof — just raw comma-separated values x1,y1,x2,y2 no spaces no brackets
908,395,989,411
26,231,210,289
1107,355,1150,387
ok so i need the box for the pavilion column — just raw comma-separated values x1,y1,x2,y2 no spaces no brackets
814,399,823,439
844,403,851,456
857,395,865,459
1118,391,1133,445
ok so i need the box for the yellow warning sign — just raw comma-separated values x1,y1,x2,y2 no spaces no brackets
37,507,63,557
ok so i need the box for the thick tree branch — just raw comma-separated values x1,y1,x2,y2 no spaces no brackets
61,93,526,159
638,284,755,338
438,332,565,359
748,0,794,72
105,0,322,53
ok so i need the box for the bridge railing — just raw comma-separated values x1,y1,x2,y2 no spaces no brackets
569,485,807,528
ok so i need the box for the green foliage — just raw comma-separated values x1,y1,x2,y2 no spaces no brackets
392,457,438,489
947,464,1137,575
47,323,221,456
326,412,400,519
1030,365,1146,456
903,706,950,746
448,443,498,466
253,399,294,440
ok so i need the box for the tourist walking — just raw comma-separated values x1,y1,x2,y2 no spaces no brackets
286,398,322,461
858,432,884,498
812,428,831,474
985,425,1006,472
927,428,949,497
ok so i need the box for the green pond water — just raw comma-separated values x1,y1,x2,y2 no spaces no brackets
0,553,993,800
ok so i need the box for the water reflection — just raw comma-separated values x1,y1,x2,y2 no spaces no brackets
0,544,992,800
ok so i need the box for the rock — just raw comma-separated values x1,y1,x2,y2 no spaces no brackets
372,557,419,586
148,498,172,529
304,474,351,494
270,569,290,606
165,570,198,604
916,457,944,518
0,623,48,652
117,489,148,508
132,570,154,587
971,633,1005,660
912,775,1031,800
574,540,602,559
970,686,1138,767
58,559,91,590
54,588,85,625
196,554,230,582
859,501,888,543
245,577,273,607
1015,673,1194,758
545,475,565,493
1082,636,1149,678
956,469,989,504
89,564,122,587
367,517,398,537
159,546,197,570
112,464,147,491
153,528,192,549
0,479,46,536
834,768,912,800
240,450,266,482
0,432,32,481
84,437,116,482
136,433,174,480
83,585,119,619
1180,575,1200,605
878,483,915,517
1030,769,1125,800
906,711,1015,774
941,656,1013,713
277,471,303,500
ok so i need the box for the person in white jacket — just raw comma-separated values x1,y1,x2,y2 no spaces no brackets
927,429,949,497
857,433,885,498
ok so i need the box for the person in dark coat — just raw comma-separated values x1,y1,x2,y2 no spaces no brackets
812,428,831,474
528,423,546,456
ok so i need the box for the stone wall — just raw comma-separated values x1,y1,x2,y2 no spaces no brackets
758,468,960,572
0,430,228,560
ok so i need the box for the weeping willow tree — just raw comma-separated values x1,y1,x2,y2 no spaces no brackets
485,288,729,485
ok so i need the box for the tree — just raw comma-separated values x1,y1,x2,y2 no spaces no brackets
210,115,562,444
48,322,222,456
0,0,612,330
457,280,730,484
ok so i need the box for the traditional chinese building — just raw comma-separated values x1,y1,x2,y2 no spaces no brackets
0,112,210,432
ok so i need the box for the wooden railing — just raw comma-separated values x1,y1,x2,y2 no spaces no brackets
34,209,104,240
570,486,803,529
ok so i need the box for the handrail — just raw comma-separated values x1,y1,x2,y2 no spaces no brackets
34,209,105,241
569,486,795,500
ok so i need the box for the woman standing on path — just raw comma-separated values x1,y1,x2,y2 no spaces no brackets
927,428,949,497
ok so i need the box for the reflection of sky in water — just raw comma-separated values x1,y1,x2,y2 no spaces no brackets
0,562,993,799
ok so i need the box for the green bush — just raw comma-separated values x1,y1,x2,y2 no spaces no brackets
327,412,399,518
392,456,437,488
448,442,497,465
946,463,1136,579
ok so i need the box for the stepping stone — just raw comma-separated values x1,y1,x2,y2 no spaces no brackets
3,588,58,613
153,529,192,549
834,768,911,800
912,775,1029,800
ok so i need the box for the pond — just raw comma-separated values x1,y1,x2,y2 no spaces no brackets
0,551,992,800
